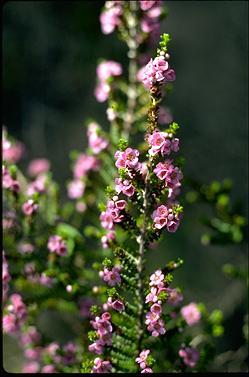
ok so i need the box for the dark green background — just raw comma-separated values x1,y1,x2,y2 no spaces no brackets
3,1,248,372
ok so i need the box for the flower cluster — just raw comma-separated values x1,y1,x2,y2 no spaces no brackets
47,235,68,256
91,358,112,373
87,122,108,155
100,197,127,230
3,294,27,334
73,153,100,179
20,335,80,373
100,1,122,35
89,312,113,355
140,55,175,90
145,270,166,337
95,60,122,102
136,350,153,373
140,0,163,46
3,251,11,301
99,265,122,286
180,302,201,326
152,204,182,232
179,346,200,368
148,131,179,156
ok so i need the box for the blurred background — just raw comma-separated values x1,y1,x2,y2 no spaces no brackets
3,0,248,372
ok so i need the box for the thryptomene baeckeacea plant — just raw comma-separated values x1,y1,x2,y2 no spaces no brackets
3,1,226,373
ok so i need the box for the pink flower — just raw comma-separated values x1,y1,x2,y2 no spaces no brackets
39,273,54,287
74,153,100,179
97,61,122,82
101,231,115,249
22,199,38,216
115,178,135,196
27,174,47,196
145,287,158,303
47,235,68,256
141,368,153,373
179,347,200,368
22,361,40,373
24,347,42,361
18,242,34,255
95,82,110,102
99,266,121,287
67,180,85,199
115,148,140,170
41,365,55,373
3,141,24,163
149,270,164,286
87,122,108,154
139,1,156,11
150,303,162,315
147,318,166,337
111,299,125,312
10,293,27,321
141,56,175,90
91,358,112,373
166,288,183,306
28,158,50,177
106,108,117,121
3,313,18,333
145,311,160,325
135,349,150,369
181,303,201,326
20,326,41,346
100,2,122,35
148,131,167,155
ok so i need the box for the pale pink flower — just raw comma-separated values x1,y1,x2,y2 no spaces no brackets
3,313,18,333
87,122,108,154
74,153,100,178
181,303,201,326
22,361,40,373
67,180,85,199
145,287,158,303
101,231,115,249
136,349,150,369
149,270,164,286
28,158,50,177
95,82,111,102
145,311,160,325
97,61,122,82
41,365,55,373
3,141,24,163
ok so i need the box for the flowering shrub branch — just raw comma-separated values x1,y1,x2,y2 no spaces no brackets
3,1,227,374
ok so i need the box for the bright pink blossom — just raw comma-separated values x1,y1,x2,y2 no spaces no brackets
99,266,121,287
